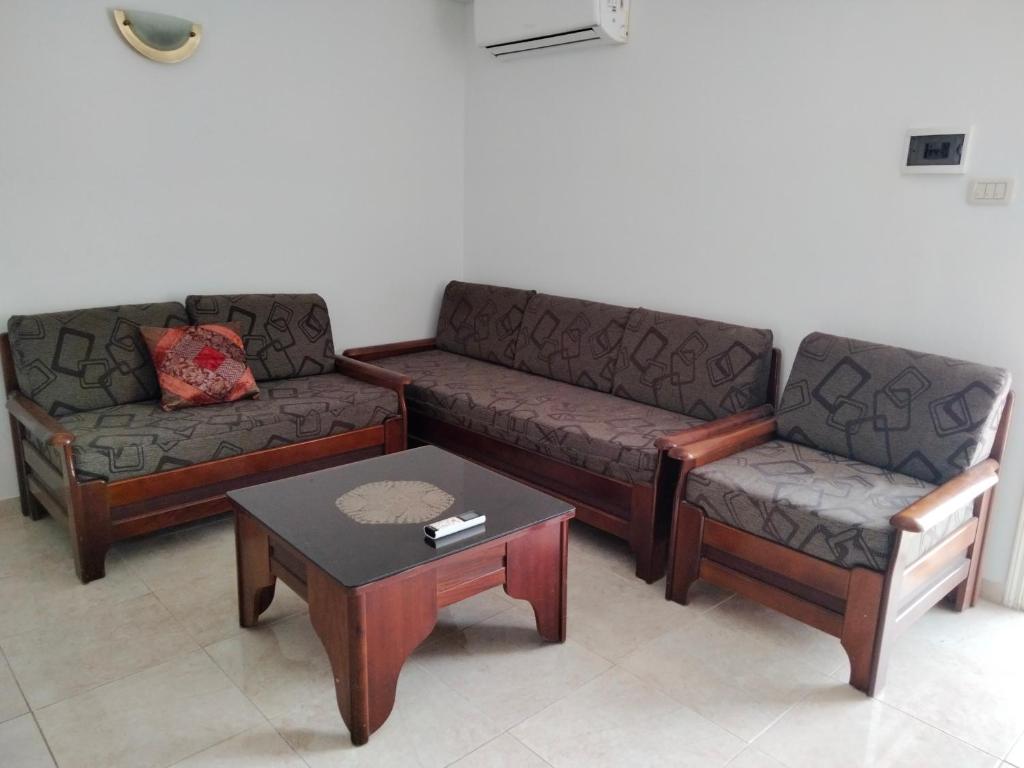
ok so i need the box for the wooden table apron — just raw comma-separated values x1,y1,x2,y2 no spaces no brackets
233,503,573,745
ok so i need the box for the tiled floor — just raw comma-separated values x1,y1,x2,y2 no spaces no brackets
1,497,1023,768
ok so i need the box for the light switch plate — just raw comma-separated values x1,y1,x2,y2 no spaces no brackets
968,177,1015,205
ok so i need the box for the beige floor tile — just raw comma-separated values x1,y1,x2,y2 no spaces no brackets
205,612,334,720
0,714,55,768
2,592,198,708
435,586,518,634
414,606,611,730
0,652,29,724
450,734,550,768
0,556,149,641
711,595,850,678
726,747,789,768
273,661,502,768
753,686,1000,768
1007,732,1024,767
567,557,729,661
874,601,1024,757
513,666,744,767
172,723,306,767
567,521,638,578
35,650,264,768
620,602,835,741
0,511,74,579
118,518,306,646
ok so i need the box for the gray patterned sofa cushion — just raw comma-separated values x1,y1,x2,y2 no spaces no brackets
36,373,399,482
435,281,535,367
186,294,335,382
612,308,774,421
686,439,972,570
777,332,1011,484
7,303,188,415
514,294,631,393
376,349,704,485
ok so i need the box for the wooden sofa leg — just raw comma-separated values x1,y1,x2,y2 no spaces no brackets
383,417,406,454
8,418,44,520
629,486,664,583
67,481,111,584
952,489,993,611
840,568,886,695
666,502,703,604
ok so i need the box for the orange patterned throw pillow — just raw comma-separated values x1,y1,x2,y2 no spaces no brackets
140,324,259,411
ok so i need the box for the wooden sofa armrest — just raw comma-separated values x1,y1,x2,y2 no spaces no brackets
655,404,774,451
335,356,411,393
342,338,436,363
890,459,1000,533
6,393,74,447
668,417,777,469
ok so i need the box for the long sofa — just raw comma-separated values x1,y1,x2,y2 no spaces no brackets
2,294,409,583
345,281,780,581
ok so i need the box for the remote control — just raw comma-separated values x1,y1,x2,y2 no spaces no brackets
424,511,486,540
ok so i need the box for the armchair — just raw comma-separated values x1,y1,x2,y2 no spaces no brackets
665,332,1013,695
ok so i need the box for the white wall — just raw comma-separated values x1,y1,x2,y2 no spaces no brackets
0,1,468,498
464,0,1024,588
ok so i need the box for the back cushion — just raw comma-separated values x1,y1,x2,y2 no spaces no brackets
514,293,631,393
777,332,1011,484
435,281,535,367
186,294,334,381
7,302,188,415
612,309,774,420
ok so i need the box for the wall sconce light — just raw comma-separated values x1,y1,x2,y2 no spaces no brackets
113,9,202,64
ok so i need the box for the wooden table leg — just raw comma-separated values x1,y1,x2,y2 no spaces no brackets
307,566,438,745
235,510,277,628
504,519,569,642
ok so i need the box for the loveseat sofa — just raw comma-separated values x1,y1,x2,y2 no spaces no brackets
3,294,408,583
345,281,779,581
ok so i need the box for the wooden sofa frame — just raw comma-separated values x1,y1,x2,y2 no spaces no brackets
664,392,1014,695
2,334,410,584
344,339,781,583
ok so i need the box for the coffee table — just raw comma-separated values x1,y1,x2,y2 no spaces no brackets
227,446,575,745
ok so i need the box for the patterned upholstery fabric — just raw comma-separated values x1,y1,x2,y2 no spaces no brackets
376,350,705,484
140,323,259,411
514,294,631,393
777,332,1011,484
37,373,399,482
612,308,774,420
185,294,335,382
686,439,973,571
7,303,188,415
435,281,535,367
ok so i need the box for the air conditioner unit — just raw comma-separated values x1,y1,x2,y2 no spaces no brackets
475,0,630,59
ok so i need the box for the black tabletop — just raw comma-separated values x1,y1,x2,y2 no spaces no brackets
227,446,574,588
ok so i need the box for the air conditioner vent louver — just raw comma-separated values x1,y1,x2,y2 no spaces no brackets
476,0,630,60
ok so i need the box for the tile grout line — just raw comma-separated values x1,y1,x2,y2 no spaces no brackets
0,645,60,768
873,693,1009,762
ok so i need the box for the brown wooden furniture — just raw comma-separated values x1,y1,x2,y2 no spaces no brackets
2,335,409,584
229,446,574,745
665,333,1014,695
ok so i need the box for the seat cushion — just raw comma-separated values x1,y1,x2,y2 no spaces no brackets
686,439,973,571
185,294,335,382
435,281,535,367
376,350,704,484
7,302,189,415
42,373,399,482
777,332,1011,484
611,308,774,420
513,293,631,393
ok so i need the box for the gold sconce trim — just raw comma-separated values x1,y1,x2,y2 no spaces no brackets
113,9,202,64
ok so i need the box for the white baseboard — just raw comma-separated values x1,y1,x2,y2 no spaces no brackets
980,578,1006,605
